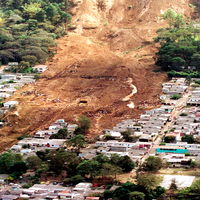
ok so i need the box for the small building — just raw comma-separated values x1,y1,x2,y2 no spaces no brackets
33,65,48,73
67,124,78,138
73,182,92,192
1,74,16,80
11,145,22,151
165,131,181,142
156,146,187,154
34,130,58,138
4,101,18,108
139,134,154,142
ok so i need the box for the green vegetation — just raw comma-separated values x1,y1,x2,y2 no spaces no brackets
178,179,200,199
104,181,165,200
74,115,91,135
0,0,72,72
181,135,195,143
195,79,200,84
191,83,200,87
121,130,139,142
49,128,68,139
164,136,176,143
155,9,200,78
17,133,30,140
171,94,180,99
180,112,188,116
140,156,163,172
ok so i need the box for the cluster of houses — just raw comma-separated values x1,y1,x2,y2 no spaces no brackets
0,182,102,200
2,76,200,198
10,119,78,155
187,86,200,106
94,78,200,167
0,73,36,117
0,64,48,117
161,78,188,97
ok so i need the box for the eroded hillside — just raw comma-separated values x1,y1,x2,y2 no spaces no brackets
0,0,194,150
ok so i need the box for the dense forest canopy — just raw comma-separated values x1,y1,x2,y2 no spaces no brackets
0,0,71,72
154,8,200,79
155,9,200,71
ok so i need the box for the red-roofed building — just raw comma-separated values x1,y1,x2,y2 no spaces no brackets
165,130,181,142
195,112,200,122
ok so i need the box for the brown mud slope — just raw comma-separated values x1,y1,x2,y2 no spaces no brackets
0,0,194,151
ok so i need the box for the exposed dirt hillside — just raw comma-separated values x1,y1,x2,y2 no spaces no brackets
0,0,194,151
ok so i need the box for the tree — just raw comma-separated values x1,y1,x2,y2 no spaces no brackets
121,130,139,142
129,191,145,200
10,161,27,174
137,174,162,192
162,9,184,28
178,179,200,198
110,153,121,166
119,155,135,172
39,164,49,181
101,163,122,178
164,136,176,143
78,115,91,134
142,156,163,172
0,151,23,173
24,3,42,18
18,61,30,73
171,94,180,99
64,174,85,185
190,160,197,168
181,135,194,144
162,9,177,28
26,156,43,170
93,153,109,166
66,134,86,150
77,160,100,181
45,149,81,175
113,182,138,200
35,10,46,22
171,57,186,70
191,53,200,69
50,128,68,139
169,178,178,191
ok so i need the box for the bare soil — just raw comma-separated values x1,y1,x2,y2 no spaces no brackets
0,0,194,151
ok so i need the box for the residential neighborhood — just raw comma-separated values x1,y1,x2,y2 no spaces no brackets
0,77,200,199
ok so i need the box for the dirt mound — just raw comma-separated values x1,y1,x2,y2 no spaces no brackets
0,0,194,151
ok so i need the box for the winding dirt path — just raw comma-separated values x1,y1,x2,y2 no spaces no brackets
122,78,137,108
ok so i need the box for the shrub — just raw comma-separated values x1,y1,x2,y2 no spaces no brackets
104,134,115,140
104,190,115,199
191,83,200,87
164,136,176,143
195,80,200,85
171,94,180,100
180,113,188,116
17,134,30,140
34,74,41,80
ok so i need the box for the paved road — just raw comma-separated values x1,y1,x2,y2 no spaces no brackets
143,86,192,160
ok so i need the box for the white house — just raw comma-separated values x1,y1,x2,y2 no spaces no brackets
4,101,18,108
32,65,48,73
